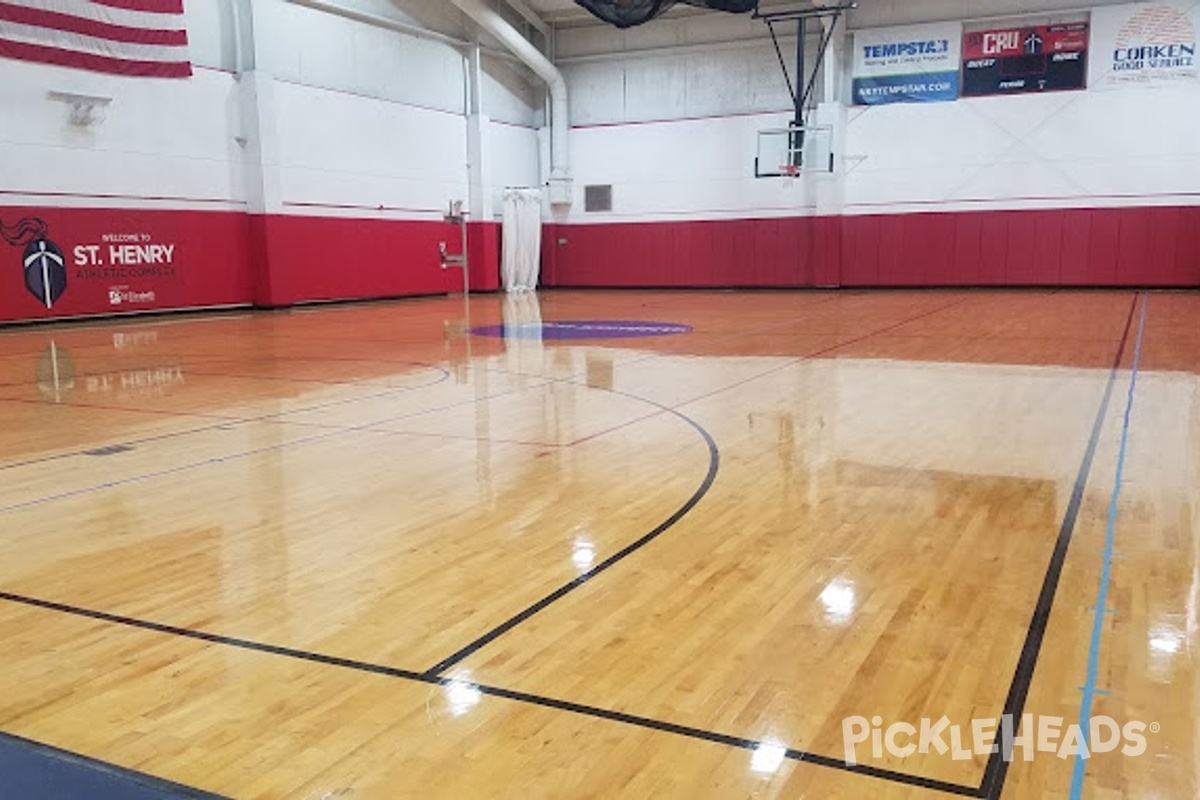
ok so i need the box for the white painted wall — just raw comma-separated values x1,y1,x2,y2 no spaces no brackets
270,80,469,218
0,57,246,212
560,111,828,222
557,10,825,125
254,0,467,116
557,0,1200,223
246,0,543,219
0,0,543,221
843,81,1200,215
552,10,838,222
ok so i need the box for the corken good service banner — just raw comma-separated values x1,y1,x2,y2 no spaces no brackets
853,22,963,105
1089,1,1198,89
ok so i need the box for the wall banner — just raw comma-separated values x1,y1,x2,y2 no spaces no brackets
962,23,1090,96
1089,2,1198,89
0,206,250,323
852,23,963,105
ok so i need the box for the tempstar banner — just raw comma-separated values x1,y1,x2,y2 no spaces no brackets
853,22,963,105
1090,1,1198,88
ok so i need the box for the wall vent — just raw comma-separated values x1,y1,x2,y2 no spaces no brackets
584,185,612,213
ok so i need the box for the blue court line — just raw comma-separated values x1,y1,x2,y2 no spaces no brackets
1069,295,1147,799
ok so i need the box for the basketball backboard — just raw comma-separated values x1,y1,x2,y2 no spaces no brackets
755,124,834,178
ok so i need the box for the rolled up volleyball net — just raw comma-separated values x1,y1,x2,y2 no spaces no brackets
574,0,759,28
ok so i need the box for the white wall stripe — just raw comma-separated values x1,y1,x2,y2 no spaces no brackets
0,19,186,61
1,0,181,32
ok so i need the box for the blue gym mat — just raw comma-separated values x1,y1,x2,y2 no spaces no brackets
0,731,227,800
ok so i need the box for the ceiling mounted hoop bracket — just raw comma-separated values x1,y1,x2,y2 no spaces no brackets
47,91,112,127
756,1,854,160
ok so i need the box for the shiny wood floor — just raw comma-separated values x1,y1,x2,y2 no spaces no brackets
0,289,1196,799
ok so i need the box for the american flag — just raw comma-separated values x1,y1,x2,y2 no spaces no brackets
0,0,191,78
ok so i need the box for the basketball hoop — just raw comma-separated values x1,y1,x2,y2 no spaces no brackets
779,164,801,178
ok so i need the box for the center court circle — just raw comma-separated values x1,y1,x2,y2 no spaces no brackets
470,320,693,340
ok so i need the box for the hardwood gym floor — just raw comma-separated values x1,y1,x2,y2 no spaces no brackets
0,289,1194,799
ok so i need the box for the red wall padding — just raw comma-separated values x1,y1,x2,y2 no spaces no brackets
252,215,500,307
467,221,501,293
1,208,504,322
0,207,253,323
2,203,1195,324
546,206,1200,288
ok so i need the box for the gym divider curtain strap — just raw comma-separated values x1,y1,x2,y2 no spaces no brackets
502,188,543,293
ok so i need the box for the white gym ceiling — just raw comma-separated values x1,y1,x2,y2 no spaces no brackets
508,0,1140,29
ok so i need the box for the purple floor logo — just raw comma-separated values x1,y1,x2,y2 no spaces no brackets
471,320,692,340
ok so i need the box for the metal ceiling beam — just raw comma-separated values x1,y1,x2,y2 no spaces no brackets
283,0,523,65
286,0,469,48
504,0,550,37
753,2,857,23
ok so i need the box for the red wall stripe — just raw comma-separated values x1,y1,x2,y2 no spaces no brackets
88,0,185,14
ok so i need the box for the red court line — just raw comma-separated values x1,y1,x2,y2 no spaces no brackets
564,295,975,449
0,379,556,513
0,367,454,473
0,394,235,421
274,419,560,449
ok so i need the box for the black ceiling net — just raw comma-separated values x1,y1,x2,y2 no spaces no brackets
575,0,759,28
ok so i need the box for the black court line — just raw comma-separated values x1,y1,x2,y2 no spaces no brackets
422,397,721,676
424,294,976,673
0,730,228,800
0,291,1104,797
0,373,975,794
0,591,978,797
977,293,1139,800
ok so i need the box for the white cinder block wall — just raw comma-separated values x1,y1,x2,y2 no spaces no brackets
555,0,1200,223
0,0,546,318
2,0,1197,318
542,0,1199,290
0,0,543,224
252,0,541,221
0,1,243,212
555,11,830,222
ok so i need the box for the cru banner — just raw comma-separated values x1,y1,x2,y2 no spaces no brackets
853,22,963,105
962,22,1090,96
1089,1,1198,89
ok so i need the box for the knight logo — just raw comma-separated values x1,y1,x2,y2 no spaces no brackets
1,217,67,309
1112,5,1196,74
